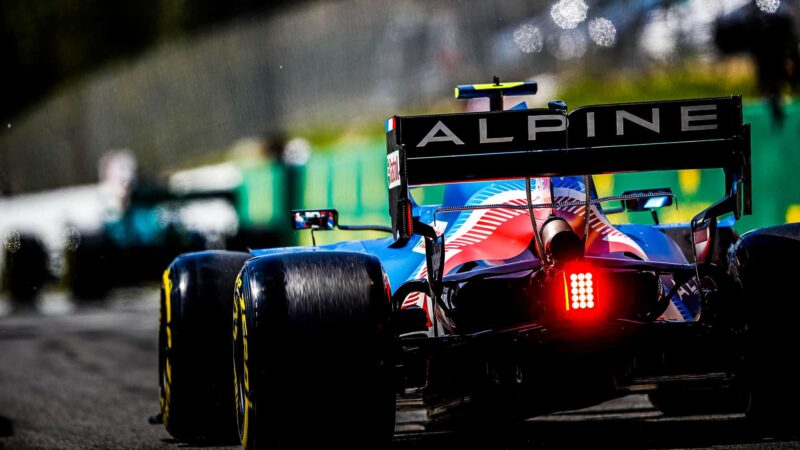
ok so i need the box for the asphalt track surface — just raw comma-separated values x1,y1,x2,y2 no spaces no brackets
0,288,798,450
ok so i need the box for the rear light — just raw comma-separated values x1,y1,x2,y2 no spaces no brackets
560,265,604,320
564,271,596,310
555,267,659,322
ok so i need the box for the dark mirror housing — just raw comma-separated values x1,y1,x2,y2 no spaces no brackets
621,188,674,212
291,209,338,230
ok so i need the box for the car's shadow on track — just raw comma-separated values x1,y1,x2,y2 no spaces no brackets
0,414,13,438
394,414,792,449
159,438,237,449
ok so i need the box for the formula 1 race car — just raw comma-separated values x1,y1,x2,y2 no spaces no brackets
157,81,800,449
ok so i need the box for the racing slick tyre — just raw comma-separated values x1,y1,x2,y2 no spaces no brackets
233,251,395,449
729,223,800,436
159,250,251,443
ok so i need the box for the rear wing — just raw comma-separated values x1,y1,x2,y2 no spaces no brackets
386,96,751,240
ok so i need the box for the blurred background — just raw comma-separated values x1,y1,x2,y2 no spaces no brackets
0,2,799,447
1,0,799,304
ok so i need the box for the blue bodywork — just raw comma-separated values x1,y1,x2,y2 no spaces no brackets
252,179,705,315
251,95,742,325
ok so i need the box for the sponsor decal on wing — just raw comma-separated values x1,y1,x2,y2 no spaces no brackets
387,151,401,189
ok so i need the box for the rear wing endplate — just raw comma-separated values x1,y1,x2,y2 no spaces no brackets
386,96,751,240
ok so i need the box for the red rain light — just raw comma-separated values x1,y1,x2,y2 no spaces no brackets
562,269,599,313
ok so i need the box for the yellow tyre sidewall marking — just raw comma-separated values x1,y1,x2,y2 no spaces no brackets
161,268,173,426
235,274,252,447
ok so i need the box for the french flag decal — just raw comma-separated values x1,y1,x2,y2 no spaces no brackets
386,117,396,133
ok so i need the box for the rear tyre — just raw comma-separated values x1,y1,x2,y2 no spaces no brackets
159,250,251,443
730,223,800,436
234,251,395,449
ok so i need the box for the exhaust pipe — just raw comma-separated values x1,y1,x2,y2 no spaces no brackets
540,216,583,266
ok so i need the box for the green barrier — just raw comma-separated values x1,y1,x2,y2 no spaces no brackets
238,100,800,245
739,100,800,230
237,162,286,229
609,100,800,231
